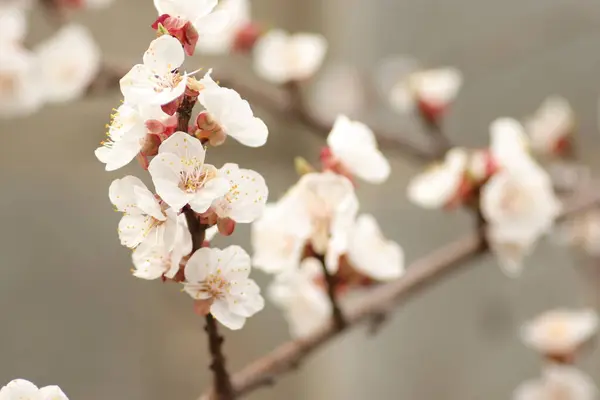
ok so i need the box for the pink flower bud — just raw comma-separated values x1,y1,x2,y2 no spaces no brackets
417,98,447,126
217,218,236,236
152,14,199,56
233,23,262,53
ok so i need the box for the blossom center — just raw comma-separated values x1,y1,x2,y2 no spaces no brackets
154,72,183,93
179,162,214,194
201,273,230,298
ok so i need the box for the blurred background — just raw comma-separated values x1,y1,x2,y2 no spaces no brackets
1,0,600,398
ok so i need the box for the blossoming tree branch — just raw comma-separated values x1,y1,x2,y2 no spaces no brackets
1,0,600,399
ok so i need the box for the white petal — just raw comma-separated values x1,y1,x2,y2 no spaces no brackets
184,247,214,283
133,185,165,221
109,175,148,214
189,176,230,213
154,0,217,21
253,29,291,84
158,131,206,162
348,214,405,280
118,214,153,248
148,152,188,211
0,379,39,400
213,164,268,223
143,35,184,76
218,245,251,280
39,385,69,400
194,9,230,34
211,300,246,330
288,33,328,81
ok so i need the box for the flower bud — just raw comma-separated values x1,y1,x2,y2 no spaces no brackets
217,218,236,236
152,15,199,56
232,23,262,53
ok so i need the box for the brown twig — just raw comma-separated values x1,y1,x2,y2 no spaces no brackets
205,314,236,400
313,252,346,331
198,186,600,399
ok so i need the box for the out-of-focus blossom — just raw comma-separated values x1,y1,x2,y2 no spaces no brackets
525,96,575,157
197,69,268,147
253,29,327,84
407,147,469,209
153,0,229,38
0,45,42,118
389,67,463,121
325,115,390,184
0,379,69,400
0,2,28,46
195,0,251,54
183,245,264,330
268,257,331,338
514,365,597,400
109,175,178,249
35,24,100,103
131,214,191,280
489,118,531,168
521,308,598,357
309,63,365,124
120,35,187,106
95,103,176,171
345,214,404,280
481,152,560,276
556,210,600,255
251,199,311,274
290,172,358,256
148,132,230,213
211,163,268,223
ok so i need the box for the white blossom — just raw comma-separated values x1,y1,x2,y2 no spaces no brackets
268,257,331,338
132,214,192,280
35,24,100,103
525,96,574,156
514,365,597,400
183,245,264,330
211,163,268,223
0,2,28,46
0,379,68,400
288,172,358,256
120,35,187,106
251,198,312,274
0,45,43,118
521,308,598,356
345,214,404,280
407,147,468,209
481,157,561,277
84,0,115,8
148,132,230,212
326,115,390,183
389,67,462,114
195,0,250,54
109,175,178,249
153,0,229,36
197,70,268,147
253,29,327,84
95,103,171,171
489,118,533,169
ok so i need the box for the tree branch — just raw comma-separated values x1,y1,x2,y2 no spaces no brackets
205,314,236,400
198,184,600,399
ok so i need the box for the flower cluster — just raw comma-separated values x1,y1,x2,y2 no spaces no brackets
408,114,565,276
96,0,271,330
0,1,103,118
0,379,69,400
513,308,599,400
252,115,404,338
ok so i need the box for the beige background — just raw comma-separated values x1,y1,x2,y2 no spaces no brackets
1,0,600,399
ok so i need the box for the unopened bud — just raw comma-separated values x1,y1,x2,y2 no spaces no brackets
233,23,262,53
217,218,236,236
161,95,183,116
294,156,315,176
152,14,199,56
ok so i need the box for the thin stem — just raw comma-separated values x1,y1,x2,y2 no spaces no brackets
183,207,206,252
177,94,198,133
205,314,236,400
314,253,346,331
